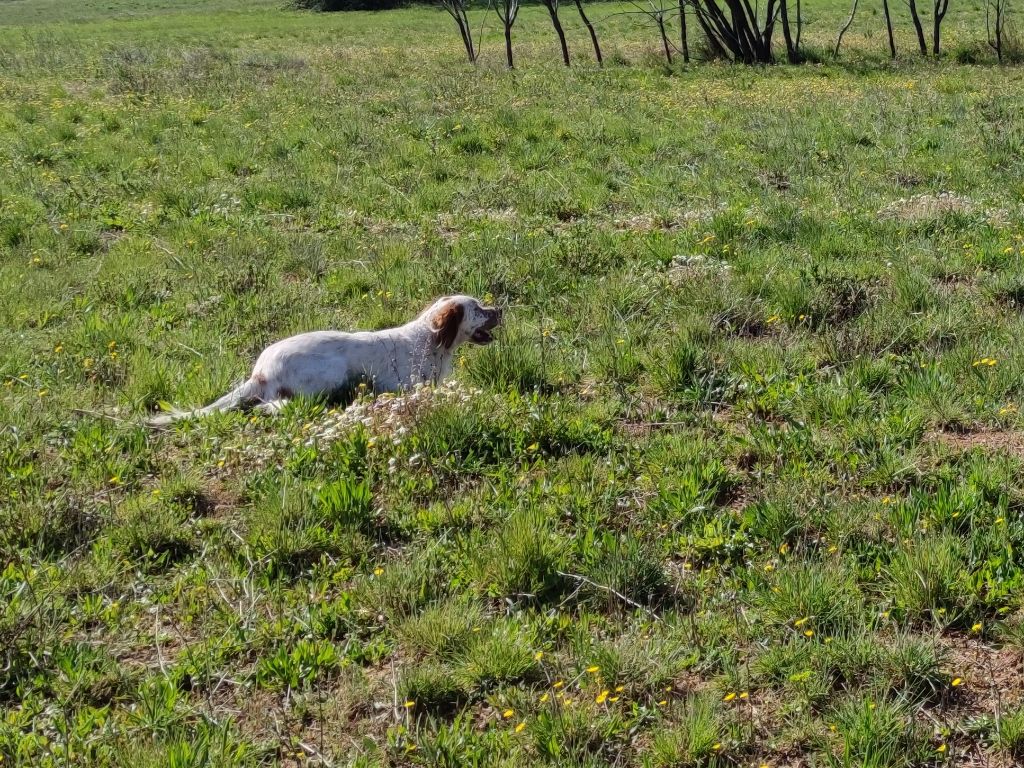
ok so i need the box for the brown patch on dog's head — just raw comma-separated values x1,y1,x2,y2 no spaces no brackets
431,300,465,349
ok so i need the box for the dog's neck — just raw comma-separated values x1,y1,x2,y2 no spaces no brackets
403,321,456,382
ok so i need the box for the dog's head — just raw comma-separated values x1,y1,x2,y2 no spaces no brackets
425,295,503,350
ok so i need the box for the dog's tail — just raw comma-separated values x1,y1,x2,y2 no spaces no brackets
147,378,262,427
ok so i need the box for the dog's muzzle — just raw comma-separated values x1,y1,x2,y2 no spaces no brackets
470,306,502,344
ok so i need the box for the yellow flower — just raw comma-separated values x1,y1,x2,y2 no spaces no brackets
712,743,722,751
539,693,549,703
596,690,609,704
37,389,48,397
534,651,544,661
804,630,814,638
657,699,667,706
404,700,414,708
936,743,947,753
615,686,624,692
971,622,983,633
585,666,600,674
502,709,514,718
553,680,564,689
53,345,63,353
723,692,736,702
373,567,384,576
739,692,749,699
951,677,963,687
609,696,619,702
515,722,526,733
794,617,809,627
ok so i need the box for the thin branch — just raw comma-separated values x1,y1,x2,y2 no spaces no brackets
557,570,664,623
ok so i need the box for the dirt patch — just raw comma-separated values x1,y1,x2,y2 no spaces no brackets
877,192,1012,227
927,429,1024,458
939,635,1024,714
877,192,976,222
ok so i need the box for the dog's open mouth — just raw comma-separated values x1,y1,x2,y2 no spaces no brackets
471,310,501,345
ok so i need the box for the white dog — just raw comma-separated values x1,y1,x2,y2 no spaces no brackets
149,295,501,426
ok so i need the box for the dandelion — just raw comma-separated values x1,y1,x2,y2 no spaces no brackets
794,617,809,627
534,651,544,661
373,567,384,576
657,699,667,706
539,693,549,703
53,344,62,353
515,721,526,733
37,389,47,397
609,696,619,702
615,686,624,692
596,690,609,704
712,743,722,752
804,630,814,638
723,692,736,702
951,677,963,687
971,622,983,633
553,680,564,689
404,700,415,708
740,692,749,699
778,543,789,555
502,709,514,718
585,666,600,674
109,475,120,484
936,743,947,753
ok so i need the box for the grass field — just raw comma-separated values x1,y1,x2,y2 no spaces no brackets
5,0,1024,765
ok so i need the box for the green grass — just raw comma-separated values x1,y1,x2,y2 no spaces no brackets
4,0,1024,764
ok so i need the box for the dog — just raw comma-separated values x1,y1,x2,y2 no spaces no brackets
148,295,501,426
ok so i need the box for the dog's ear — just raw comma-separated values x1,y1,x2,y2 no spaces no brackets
431,300,464,349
